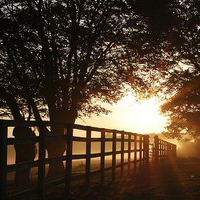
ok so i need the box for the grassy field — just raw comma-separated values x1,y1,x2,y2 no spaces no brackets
7,158,200,200
62,158,200,200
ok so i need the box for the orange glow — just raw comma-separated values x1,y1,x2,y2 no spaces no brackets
77,95,168,134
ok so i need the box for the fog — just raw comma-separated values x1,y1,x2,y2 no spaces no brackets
7,133,200,166
150,134,200,158
178,139,200,158
7,138,131,165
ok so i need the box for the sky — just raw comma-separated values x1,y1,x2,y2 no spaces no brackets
76,93,168,134
5,93,168,139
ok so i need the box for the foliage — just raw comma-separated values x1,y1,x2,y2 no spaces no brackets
158,0,200,140
0,0,160,124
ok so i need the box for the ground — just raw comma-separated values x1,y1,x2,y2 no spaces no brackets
7,158,200,200
65,158,200,200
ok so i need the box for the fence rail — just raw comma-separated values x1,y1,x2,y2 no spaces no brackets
153,136,177,162
0,120,176,200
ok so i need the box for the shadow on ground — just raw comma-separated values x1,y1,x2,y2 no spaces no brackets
46,158,200,200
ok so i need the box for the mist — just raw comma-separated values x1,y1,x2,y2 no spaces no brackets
178,139,200,158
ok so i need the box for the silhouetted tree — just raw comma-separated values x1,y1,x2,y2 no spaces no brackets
155,0,200,140
0,0,169,179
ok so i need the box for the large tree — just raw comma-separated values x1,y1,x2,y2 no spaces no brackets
0,0,171,179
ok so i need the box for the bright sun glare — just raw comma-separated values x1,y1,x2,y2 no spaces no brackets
77,94,168,134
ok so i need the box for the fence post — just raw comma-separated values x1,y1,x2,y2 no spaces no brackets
160,141,162,160
154,136,159,162
65,123,73,194
128,134,131,174
139,135,142,168
134,135,137,173
144,135,149,165
112,130,116,182
0,122,7,200
38,124,46,200
167,143,170,159
173,144,177,158
164,142,167,158
120,132,124,177
86,126,91,186
100,129,105,184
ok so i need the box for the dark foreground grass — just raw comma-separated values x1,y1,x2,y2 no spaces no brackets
64,158,200,200
7,158,200,200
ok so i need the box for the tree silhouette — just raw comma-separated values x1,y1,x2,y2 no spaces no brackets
0,0,168,180
154,0,200,140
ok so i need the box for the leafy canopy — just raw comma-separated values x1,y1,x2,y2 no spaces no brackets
0,0,160,123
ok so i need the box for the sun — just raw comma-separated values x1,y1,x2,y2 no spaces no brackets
110,95,168,133
132,98,163,123
77,94,168,134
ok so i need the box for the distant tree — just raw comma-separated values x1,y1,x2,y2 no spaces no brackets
155,0,200,140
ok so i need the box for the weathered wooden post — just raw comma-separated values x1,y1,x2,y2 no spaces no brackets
164,142,167,158
128,133,131,174
154,136,159,162
160,141,162,160
120,132,124,177
139,135,142,168
144,135,149,165
86,126,91,186
100,129,105,184
134,134,137,173
0,122,7,200
167,142,170,159
173,144,177,158
112,130,116,182
65,123,73,194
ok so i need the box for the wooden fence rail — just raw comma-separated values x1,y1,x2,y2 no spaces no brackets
153,136,177,162
0,120,176,200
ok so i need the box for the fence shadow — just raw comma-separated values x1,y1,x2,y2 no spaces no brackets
122,160,187,200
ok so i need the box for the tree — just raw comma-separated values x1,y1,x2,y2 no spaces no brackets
0,0,169,179
153,0,200,140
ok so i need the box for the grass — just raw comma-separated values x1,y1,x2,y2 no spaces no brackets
66,158,200,200
6,158,200,200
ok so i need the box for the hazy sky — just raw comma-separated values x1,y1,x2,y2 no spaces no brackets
6,93,168,138
76,93,168,134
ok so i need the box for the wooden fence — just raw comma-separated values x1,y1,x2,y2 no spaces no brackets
153,136,177,162
0,120,176,200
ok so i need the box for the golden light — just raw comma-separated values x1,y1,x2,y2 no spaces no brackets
77,94,168,134
112,96,168,133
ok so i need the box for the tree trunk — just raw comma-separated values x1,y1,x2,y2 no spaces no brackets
46,127,66,179
0,87,37,186
13,126,36,186
46,113,76,180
